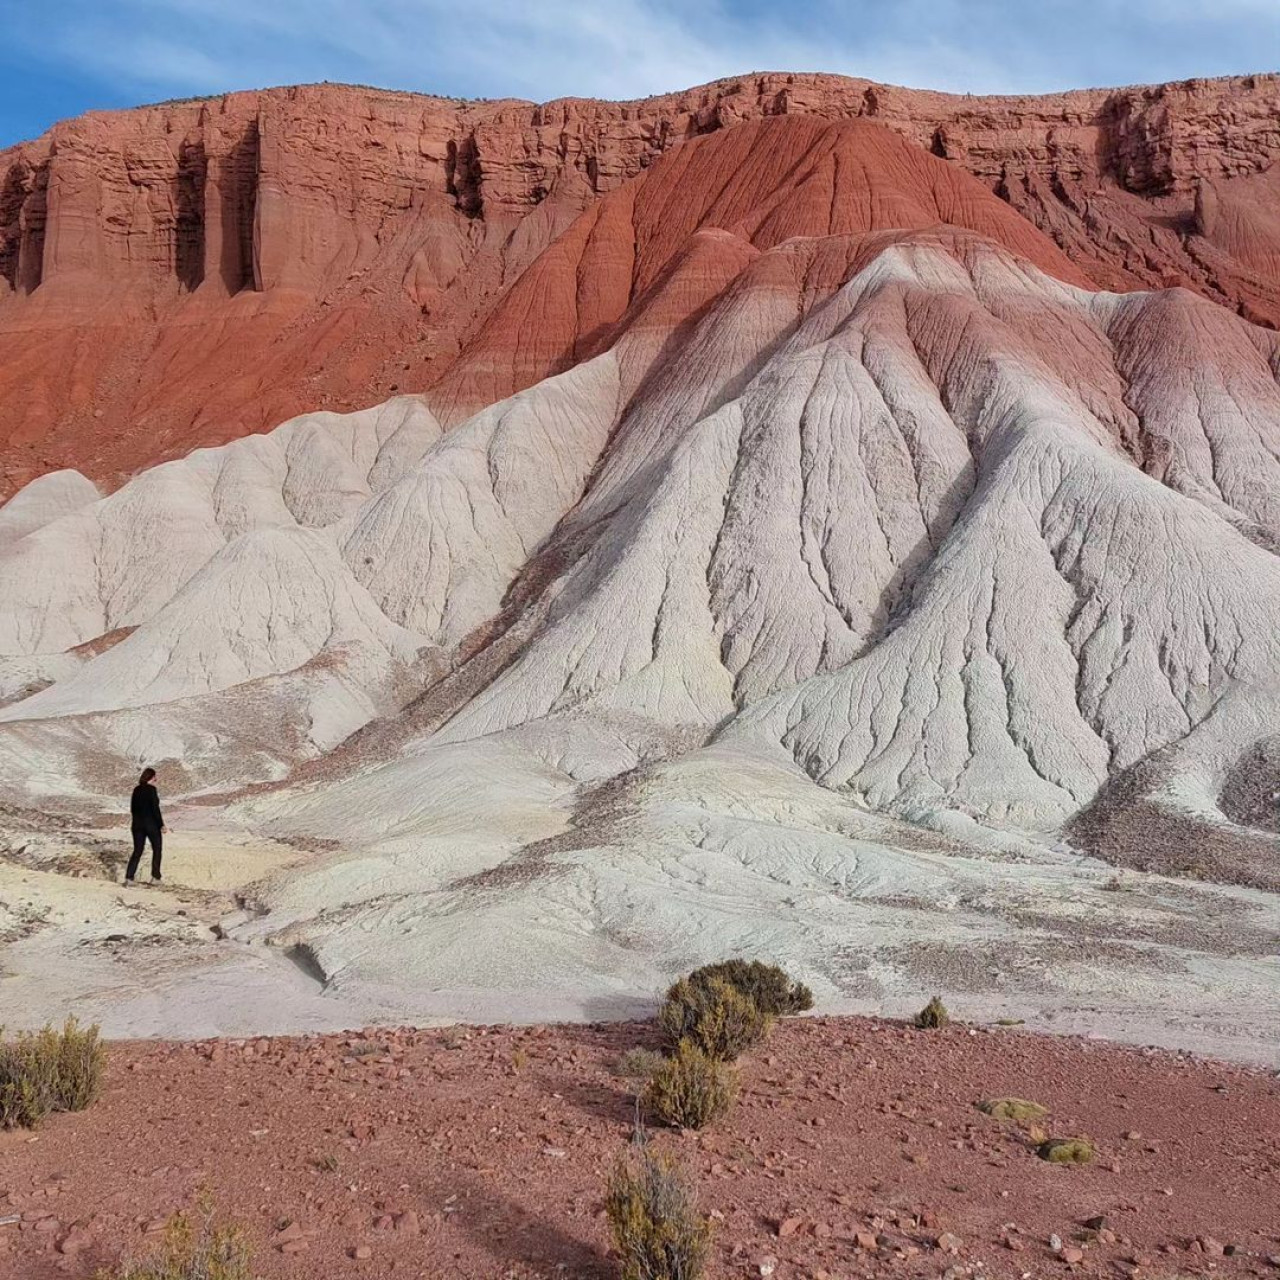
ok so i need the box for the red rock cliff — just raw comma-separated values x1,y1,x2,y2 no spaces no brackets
2,72,1279,491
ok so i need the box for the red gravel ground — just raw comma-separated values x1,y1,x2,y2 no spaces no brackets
2,1016,1278,1279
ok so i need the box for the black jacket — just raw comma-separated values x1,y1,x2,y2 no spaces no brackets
130,783,163,830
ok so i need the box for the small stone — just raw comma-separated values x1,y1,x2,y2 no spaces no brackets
757,1256,778,1277
1083,1216,1107,1231
1197,1237,1225,1257
778,1216,803,1238
33,1218,61,1235
1049,1234,1064,1253
855,1231,879,1251
937,1232,963,1254
351,1245,372,1260
273,1222,304,1244
1062,1247,1085,1265
393,1210,420,1235
281,1238,309,1254
58,1228,93,1255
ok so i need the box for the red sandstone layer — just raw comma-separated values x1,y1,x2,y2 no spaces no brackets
2,72,1279,492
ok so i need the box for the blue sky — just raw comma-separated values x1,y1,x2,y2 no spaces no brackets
1,0,1276,147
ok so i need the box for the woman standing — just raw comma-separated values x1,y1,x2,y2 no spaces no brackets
125,766,166,885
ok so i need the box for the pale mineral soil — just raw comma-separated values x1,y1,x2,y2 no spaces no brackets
1,1017,1279,1280
3,748,1280,1065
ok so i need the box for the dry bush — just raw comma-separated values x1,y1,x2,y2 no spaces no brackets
914,995,950,1029
614,1047,668,1080
0,1018,105,1130
685,960,813,1016
642,1040,737,1130
606,1144,709,1280
1038,1137,1096,1164
658,977,772,1060
94,1205,251,1280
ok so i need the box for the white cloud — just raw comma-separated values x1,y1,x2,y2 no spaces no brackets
11,0,1277,110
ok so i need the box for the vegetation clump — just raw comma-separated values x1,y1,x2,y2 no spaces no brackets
1037,1137,1096,1165
0,1018,105,1130
914,995,950,1029
615,1047,668,1080
658,977,772,1060
684,960,814,1017
642,1041,738,1130
978,1097,1049,1123
94,1204,251,1280
606,1144,710,1280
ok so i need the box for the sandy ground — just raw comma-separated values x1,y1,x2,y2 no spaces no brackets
1,1015,1278,1279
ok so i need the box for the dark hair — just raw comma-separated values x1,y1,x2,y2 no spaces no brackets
138,767,156,786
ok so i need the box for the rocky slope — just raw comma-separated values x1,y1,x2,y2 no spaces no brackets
3,71,1280,492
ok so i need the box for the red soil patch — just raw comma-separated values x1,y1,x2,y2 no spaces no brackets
1,1016,1278,1279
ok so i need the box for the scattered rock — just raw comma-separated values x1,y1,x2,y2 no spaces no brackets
57,1228,92,1255
978,1098,1048,1123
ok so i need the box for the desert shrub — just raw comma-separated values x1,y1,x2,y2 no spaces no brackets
94,1204,251,1279
615,1047,668,1080
0,1018,105,1130
1038,1137,1095,1165
658,977,772,1060
685,960,814,1017
606,1144,710,1280
977,1097,1048,1123
914,996,950,1029
642,1040,737,1130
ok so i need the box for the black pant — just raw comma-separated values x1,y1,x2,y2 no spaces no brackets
127,825,163,880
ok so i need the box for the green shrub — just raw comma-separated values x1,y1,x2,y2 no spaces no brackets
642,1041,737,1130
658,977,772,1060
1038,1137,1095,1165
914,996,950,1029
614,1048,668,1080
606,1145,710,1280
0,1075,46,1130
0,1018,105,1130
94,1204,251,1279
684,960,814,1017
978,1097,1048,1123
